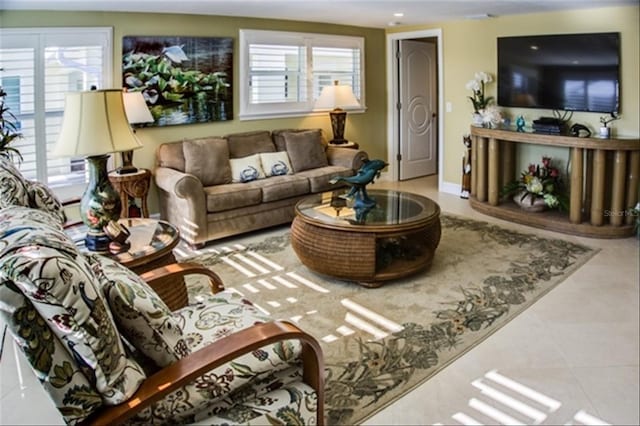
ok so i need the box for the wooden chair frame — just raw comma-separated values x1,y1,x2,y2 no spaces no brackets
85,263,325,425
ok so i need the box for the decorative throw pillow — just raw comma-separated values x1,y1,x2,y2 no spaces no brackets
283,130,329,172
0,208,146,405
229,154,265,183
29,180,67,225
0,157,31,209
183,137,232,186
260,151,293,177
88,255,190,368
226,130,276,158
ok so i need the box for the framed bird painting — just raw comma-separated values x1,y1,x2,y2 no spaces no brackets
122,36,233,127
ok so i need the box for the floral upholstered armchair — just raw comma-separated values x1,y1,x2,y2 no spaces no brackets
0,166,324,425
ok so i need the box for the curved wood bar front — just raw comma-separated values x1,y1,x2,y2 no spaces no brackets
470,127,640,238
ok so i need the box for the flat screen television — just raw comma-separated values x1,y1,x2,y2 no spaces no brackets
497,32,620,113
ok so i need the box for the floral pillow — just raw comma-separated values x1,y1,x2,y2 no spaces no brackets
88,254,191,368
0,157,30,209
0,157,67,225
29,180,67,225
0,207,146,404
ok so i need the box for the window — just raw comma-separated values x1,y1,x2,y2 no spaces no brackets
240,29,364,119
0,27,112,196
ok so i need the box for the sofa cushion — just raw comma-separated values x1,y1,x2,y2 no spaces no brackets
88,255,190,368
260,174,310,202
284,130,329,173
157,141,186,172
183,137,232,186
297,165,355,193
229,153,265,183
272,128,327,152
204,182,263,213
260,151,293,177
0,207,146,405
226,130,275,159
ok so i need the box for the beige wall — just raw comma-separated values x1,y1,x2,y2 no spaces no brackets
389,5,640,186
1,10,387,213
3,6,639,211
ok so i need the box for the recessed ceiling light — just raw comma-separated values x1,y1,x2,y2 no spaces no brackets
394,12,404,17
530,45,539,50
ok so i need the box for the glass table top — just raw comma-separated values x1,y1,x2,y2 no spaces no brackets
295,189,440,228
68,218,179,263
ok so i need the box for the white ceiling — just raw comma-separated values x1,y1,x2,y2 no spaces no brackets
2,0,637,28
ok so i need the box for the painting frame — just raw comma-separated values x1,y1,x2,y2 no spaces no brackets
122,35,233,127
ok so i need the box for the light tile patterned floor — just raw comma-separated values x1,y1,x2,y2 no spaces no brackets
1,175,638,425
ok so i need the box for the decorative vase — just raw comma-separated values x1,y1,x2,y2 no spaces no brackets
472,113,484,127
513,192,546,212
599,126,611,138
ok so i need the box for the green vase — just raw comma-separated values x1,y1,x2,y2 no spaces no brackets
81,154,121,251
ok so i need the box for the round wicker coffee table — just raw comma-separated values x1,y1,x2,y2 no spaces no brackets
291,189,441,287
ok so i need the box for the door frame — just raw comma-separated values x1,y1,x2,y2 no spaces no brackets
386,29,443,186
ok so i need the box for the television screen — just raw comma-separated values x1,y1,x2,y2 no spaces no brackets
497,33,620,113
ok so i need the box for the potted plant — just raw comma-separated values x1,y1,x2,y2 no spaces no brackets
599,112,621,138
0,86,23,164
501,156,568,212
465,71,494,126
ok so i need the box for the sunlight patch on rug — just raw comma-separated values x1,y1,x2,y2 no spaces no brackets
178,214,597,425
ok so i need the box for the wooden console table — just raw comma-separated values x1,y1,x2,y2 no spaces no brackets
469,127,639,238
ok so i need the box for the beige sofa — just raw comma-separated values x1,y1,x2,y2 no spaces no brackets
155,129,368,247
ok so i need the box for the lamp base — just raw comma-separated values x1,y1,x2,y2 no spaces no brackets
117,150,137,174
116,165,139,174
84,231,111,252
329,138,349,144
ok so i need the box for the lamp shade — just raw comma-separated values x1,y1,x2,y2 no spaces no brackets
123,91,154,124
54,89,142,157
315,81,360,110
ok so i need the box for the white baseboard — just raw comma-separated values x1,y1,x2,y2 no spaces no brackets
439,180,462,196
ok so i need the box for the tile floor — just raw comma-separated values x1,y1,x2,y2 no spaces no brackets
1,175,638,425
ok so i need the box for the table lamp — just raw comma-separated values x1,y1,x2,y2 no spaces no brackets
315,80,360,144
54,89,142,251
119,91,154,174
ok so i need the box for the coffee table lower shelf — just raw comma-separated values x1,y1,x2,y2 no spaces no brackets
291,217,441,287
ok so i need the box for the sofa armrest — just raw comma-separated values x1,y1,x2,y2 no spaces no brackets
326,146,369,170
154,167,207,246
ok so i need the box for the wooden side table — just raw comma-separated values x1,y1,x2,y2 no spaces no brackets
108,168,151,218
329,141,359,149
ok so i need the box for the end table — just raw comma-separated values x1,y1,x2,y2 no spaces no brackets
108,168,151,218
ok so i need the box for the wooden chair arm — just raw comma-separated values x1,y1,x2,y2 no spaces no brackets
87,320,325,426
139,262,225,297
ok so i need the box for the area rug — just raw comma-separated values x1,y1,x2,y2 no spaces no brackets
177,214,597,425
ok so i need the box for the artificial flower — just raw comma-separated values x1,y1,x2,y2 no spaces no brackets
501,156,568,211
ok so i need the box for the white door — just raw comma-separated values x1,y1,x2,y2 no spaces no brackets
399,39,437,180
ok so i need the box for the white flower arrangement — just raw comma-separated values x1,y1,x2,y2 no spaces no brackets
466,71,494,113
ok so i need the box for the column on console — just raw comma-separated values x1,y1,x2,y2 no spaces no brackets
476,137,487,202
625,151,640,226
488,138,500,206
569,147,583,224
610,150,628,226
590,150,606,226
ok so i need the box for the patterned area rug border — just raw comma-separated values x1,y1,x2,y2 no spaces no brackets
180,213,598,425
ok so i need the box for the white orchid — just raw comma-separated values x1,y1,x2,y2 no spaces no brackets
466,71,494,113
474,71,492,83
465,79,480,92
